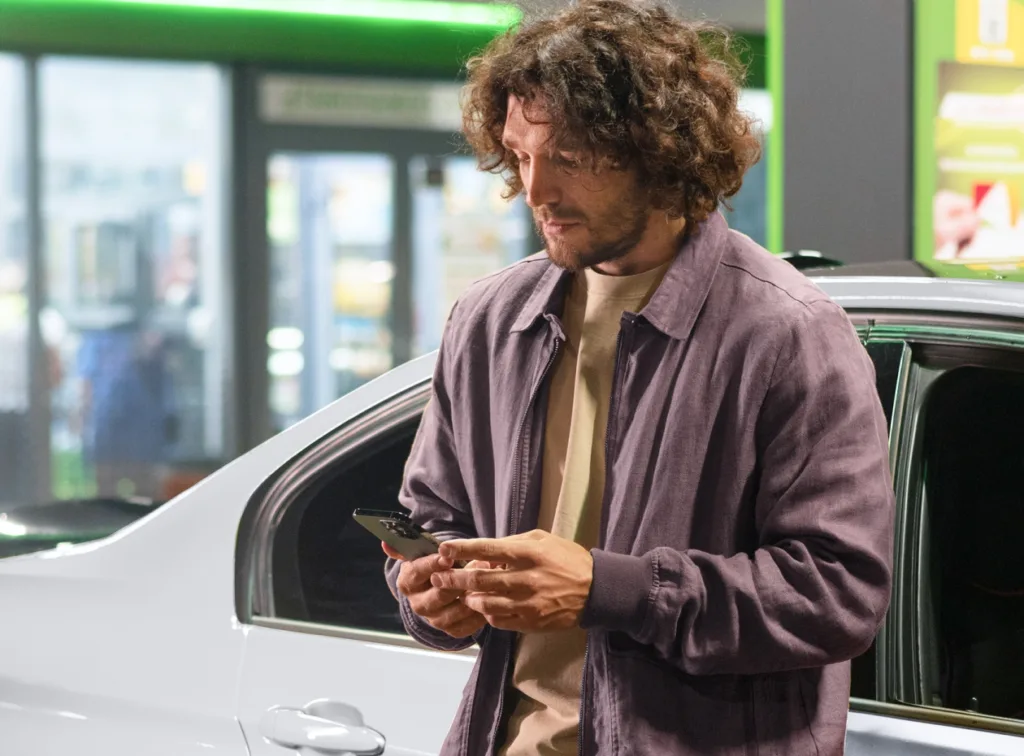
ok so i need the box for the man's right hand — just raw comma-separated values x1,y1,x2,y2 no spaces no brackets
384,543,487,640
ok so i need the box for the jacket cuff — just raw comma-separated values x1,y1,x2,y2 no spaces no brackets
580,549,655,634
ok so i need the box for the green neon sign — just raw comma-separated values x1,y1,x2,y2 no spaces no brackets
12,0,522,28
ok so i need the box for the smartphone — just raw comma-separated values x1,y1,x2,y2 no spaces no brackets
351,508,442,561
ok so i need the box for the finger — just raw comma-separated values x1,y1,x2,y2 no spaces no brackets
430,567,518,594
427,599,481,634
400,553,455,590
446,614,487,640
438,538,535,566
462,592,519,616
409,586,463,617
381,542,404,560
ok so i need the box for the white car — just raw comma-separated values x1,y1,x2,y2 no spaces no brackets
2,271,1024,756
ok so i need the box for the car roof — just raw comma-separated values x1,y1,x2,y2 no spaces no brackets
810,275,1024,321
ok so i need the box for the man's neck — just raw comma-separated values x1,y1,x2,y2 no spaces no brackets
593,214,686,276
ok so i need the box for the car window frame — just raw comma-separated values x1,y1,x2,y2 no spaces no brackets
850,312,1024,739
234,378,474,653
850,333,912,705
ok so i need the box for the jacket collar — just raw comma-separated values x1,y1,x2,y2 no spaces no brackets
510,211,728,341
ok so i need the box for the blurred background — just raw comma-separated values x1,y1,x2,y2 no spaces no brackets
0,0,1014,506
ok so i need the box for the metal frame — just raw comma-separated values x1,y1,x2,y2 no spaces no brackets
851,317,1024,739
22,55,50,502
249,615,478,657
240,379,430,623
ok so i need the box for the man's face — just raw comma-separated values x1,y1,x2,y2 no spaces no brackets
502,95,651,272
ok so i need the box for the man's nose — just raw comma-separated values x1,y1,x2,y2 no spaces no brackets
522,161,561,209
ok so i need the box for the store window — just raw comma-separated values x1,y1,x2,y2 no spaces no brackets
266,152,396,433
0,55,30,505
410,155,530,357
40,58,229,501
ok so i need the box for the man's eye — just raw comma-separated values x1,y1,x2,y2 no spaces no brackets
555,154,581,169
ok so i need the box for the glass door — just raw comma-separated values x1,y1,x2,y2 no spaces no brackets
247,71,536,443
410,155,530,357
266,153,396,432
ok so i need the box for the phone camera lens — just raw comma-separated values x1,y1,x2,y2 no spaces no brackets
384,520,416,539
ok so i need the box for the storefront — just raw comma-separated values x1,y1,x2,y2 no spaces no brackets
0,0,772,504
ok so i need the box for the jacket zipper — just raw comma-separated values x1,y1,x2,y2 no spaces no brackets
577,316,633,756
484,329,563,756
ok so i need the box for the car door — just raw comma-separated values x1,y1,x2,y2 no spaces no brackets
235,384,474,756
845,321,1024,755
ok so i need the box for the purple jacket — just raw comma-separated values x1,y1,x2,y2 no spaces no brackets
386,212,895,756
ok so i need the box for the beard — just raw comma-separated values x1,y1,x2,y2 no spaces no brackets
538,198,650,272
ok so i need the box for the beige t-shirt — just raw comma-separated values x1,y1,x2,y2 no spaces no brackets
500,261,670,756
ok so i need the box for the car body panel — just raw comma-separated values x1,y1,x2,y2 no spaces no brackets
0,356,436,755
847,711,1024,755
237,623,474,756
812,277,1024,320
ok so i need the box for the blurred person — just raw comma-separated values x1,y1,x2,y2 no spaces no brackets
384,2,894,755
76,320,176,500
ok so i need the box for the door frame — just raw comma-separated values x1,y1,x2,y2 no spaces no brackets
235,65,532,450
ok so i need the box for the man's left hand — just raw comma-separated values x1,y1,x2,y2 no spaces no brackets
430,530,594,633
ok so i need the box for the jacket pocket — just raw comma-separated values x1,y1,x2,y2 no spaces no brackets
604,633,756,755
751,674,819,756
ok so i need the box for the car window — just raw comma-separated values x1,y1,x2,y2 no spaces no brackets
917,363,1024,722
865,340,906,433
849,339,907,701
268,419,419,635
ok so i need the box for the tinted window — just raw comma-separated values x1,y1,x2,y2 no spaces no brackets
270,421,417,634
920,365,1024,721
865,340,905,431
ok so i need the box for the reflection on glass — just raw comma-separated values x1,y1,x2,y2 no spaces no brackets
725,88,772,247
0,55,30,505
411,156,530,356
41,58,227,501
267,153,395,433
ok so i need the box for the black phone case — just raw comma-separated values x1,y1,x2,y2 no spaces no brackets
351,509,441,561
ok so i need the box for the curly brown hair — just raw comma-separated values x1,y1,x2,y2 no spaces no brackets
461,0,763,231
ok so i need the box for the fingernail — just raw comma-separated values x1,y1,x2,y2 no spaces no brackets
430,574,442,588
438,556,453,569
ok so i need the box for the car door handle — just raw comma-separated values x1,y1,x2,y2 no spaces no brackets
260,701,386,755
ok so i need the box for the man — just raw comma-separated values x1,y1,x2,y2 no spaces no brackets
384,2,895,754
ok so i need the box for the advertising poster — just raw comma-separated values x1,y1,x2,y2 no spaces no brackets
917,0,1024,272
932,61,1024,262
